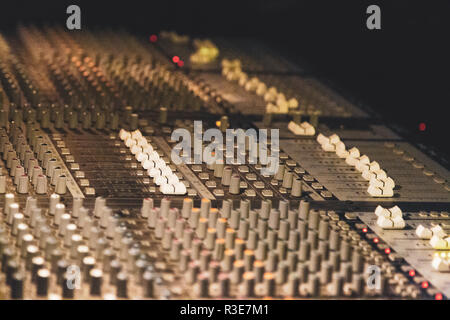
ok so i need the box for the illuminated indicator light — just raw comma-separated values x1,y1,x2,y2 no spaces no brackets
362,227,368,233
177,60,184,67
149,35,158,43
435,293,443,300
172,56,180,63
421,281,429,289
384,248,391,254
419,122,426,131
373,238,379,243
216,121,221,127
408,270,416,277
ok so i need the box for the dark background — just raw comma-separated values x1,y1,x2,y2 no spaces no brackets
1,0,449,160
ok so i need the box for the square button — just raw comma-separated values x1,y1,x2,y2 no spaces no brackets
60,148,71,155
79,179,90,187
206,181,217,188
253,181,265,189
213,189,225,197
75,171,85,178
199,173,209,180
84,187,95,196
65,155,75,163
245,189,256,197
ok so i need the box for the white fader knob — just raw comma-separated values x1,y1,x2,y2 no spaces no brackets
430,236,449,250
432,253,450,272
415,225,432,239
119,129,131,141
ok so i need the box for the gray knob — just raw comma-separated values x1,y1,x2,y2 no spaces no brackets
0,175,6,193
55,175,67,194
221,166,232,186
72,198,83,218
282,170,293,188
291,178,303,197
17,175,28,194
141,198,153,218
129,114,138,131
221,199,232,218
229,174,241,194
275,164,285,180
35,175,47,194
36,268,50,297
89,268,103,296
68,111,78,129
159,107,167,124
299,200,310,220
82,111,91,129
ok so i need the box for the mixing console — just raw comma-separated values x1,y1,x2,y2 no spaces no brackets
0,25,448,300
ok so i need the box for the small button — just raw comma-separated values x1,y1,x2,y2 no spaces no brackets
245,189,256,197
205,181,217,188
79,179,90,187
253,181,265,189
344,213,357,220
199,173,209,180
65,155,75,163
85,187,96,196
238,166,249,173
75,171,85,178
321,191,333,198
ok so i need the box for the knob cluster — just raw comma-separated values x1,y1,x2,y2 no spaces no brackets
0,194,166,299
142,197,394,298
0,124,67,195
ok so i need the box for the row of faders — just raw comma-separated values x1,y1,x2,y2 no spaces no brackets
0,194,430,299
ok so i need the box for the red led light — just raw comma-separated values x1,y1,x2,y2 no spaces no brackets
373,237,379,243
419,122,426,131
149,34,158,43
408,269,416,277
172,56,180,63
435,293,443,300
384,248,391,254
362,227,368,233
421,281,429,289
177,60,184,67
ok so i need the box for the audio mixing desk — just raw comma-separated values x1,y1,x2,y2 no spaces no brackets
0,26,448,300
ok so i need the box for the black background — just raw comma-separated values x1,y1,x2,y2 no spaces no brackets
1,0,449,160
